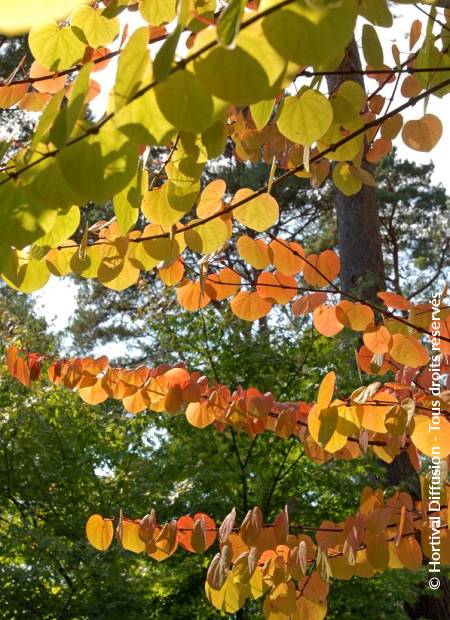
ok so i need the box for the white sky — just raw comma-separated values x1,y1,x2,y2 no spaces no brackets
32,3,450,338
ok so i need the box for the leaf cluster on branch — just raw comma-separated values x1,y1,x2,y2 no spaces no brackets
86,485,449,616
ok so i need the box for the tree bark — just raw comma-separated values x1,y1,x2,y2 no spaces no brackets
326,39,450,619
326,40,386,303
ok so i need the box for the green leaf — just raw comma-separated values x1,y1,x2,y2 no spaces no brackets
114,164,147,235
28,22,86,71
194,25,284,105
102,0,131,19
362,24,384,69
1,250,51,293
155,69,213,133
34,205,80,248
217,0,246,48
0,140,10,160
250,98,275,130
56,125,139,204
202,119,227,159
277,89,333,146
262,0,357,69
114,88,177,146
0,175,58,249
176,0,191,27
71,5,120,49
153,25,181,82
50,62,92,148
31,89,66,149
415,42,450,98
141,182,196,226
114,27,151,110
359,0,392,28
20,154,79,211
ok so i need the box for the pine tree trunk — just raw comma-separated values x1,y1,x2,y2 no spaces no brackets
326,39,450,619
326,40,385,303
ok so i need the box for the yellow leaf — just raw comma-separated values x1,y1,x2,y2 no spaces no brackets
237,236,272,270
205,572,247,614
317,371,335,410
389,334,429,368
121,519,146,553
277,89,333,146
196,179,226,218
185,218,230,255
233,190,279,232
86,514,114,551
291,596,327,620
0,0,88,34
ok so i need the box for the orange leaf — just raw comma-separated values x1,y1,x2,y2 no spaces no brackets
176,280,211,311
230,291,272,321
402,114,442,152
380,114,403,140
410,415,450,458
120,519,146,553
164,367,191,387
206,268,241,301
86,514,114,551
197,179,226,218
335,301,374,331
0,82,28,107
269,238,305,276
377,291,411,310
158,258,185,286
366,137,392,163
313,305,344,338
6,345,18,376
164,384,183,414
90,46,112,72
292,292,327,316
363,324,392,354
401,74,422,98
186,401,216,428
303,250,340,287
178,513,217,553
78,379,109,405
256,271,297,304
356,345,394,375
409,19,422,50
122,388,150,414
29,61,67,94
